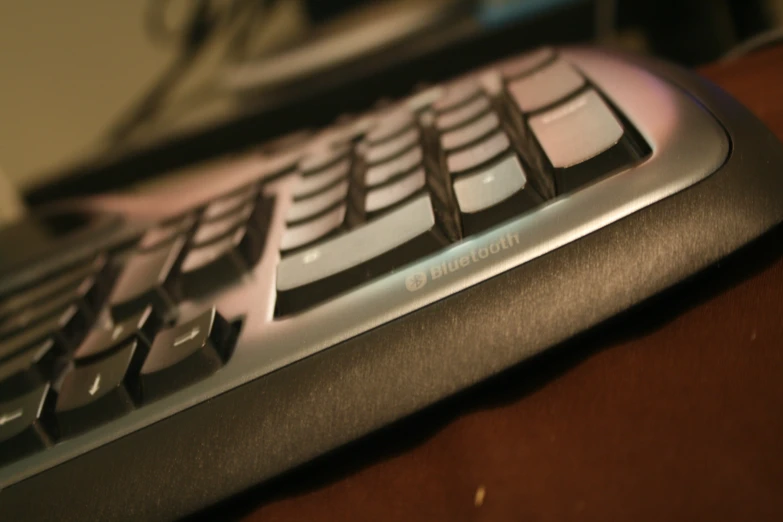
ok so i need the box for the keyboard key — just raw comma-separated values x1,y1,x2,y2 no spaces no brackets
440,112,500,151
0,340,58,392
320,116,374,146
477,69,503,97
77,259,114,314
246,195,275,233
0,256,105,321
406,86,445,112
498,47,555,79
0,312,59,363
140,308,230,402
180,225,266,296
55,340,140,437
365,168,426,213
276,195,445,315
435,96,490,131
260,129,312,154
453,155,542,235
109,236,186,321
364,128,419,164
433,80,481,113
507,60,585,113
0,384,53,465
0,286,84,339
287,180,348,223
0,304,85,361
280,204,346,252
193,202,254,245
74,306,159,361
293,159,350,199
299,145,350,173
365,147,422,187
447,131,510,175
366,111,414,144
202,186,258,221
453,155,529,212
529,90,624,169
139,214,197,251
0,260,109,341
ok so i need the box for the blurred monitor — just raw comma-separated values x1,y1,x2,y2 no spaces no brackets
31,0,596,202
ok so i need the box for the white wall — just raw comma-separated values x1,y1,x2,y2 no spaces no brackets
0,2,172,190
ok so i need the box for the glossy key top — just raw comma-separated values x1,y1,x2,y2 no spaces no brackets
202,187,258,221
192,203,255,245
453,155,542,235
0,341,58,394
507,59,585,113
440,112,500,151
366,111,414,144
0,304,86,361
280,204,346,252
435,96,490,131
0,383,53,465
0,288,87,340
365,168,426,214
139,308,230,402
139,215,197,251
498,47,555,79
276,194,446,315
74,306,159,361
293,159,351,199
364,128,419,164
109,236,186,321
365,147,423,187
180,226,267,297
0,255,106,321
190,191,272,285
0,257,109,340
406,86,444,112
433,80,481,113
529,89,624,169
287,181,348,223
55,340,140,437
447,131,510,175
299,145,350,173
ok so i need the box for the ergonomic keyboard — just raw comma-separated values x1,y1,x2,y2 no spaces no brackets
1,46,783,521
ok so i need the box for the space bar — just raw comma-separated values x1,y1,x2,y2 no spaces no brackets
276,195,445,315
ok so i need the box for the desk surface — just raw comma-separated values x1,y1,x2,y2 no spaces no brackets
218,46,783,522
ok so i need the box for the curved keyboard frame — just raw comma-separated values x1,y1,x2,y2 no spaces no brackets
0,48,734,488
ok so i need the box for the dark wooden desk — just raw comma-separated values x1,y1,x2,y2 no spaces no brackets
231,47,783,522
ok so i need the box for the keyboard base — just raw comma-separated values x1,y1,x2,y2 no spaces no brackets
2,49,783,521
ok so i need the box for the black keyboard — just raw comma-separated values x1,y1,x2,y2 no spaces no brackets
2,47,783,521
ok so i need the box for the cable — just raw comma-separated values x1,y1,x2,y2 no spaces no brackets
222,1,275,63
106,0,264,145
144,0,189,48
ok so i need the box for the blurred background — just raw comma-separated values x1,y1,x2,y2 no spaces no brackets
1,0,782,199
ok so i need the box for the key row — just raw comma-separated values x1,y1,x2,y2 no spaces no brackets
110,185,273,321
282,109,432,254
0,176,270,384
0,256,113,366
272,51,638,316
0,307,233,465
262,48,629,211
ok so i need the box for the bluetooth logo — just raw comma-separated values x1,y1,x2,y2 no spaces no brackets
405,272,427,292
